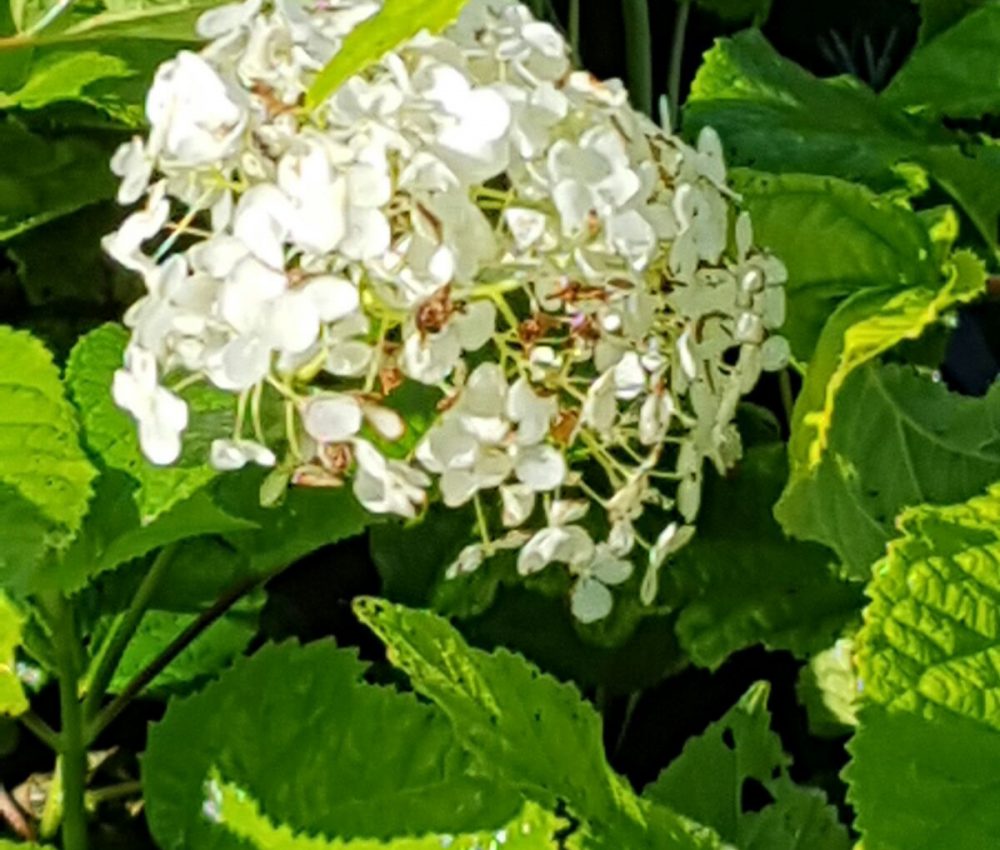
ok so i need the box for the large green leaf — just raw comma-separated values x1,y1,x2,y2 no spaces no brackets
777,362,1000,577
0,119,117,241
144,641,522,850
786,249,984,479
207,776,563,850
0,592,28,716
886,0,1000,119
0,326,96,544
846,484,1000,850
355,599,721,850
663,444,863,670
645,682,849,850
306,0,469,107
731,170,946,361
685,30,1000,252
67,324,234,524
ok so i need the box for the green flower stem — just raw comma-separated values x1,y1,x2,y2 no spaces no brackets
622,0,653,116
51,595,88,850
568,0,581,64
668,0,692,125
81,543,179,727
779,368,796,427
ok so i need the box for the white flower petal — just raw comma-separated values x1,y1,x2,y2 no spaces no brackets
514,443,566,492
303,394,363,443
571,577,613,624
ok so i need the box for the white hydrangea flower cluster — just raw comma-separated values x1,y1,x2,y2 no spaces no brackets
106,0,788,623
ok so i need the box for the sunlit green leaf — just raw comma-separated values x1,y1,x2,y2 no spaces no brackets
206,774,563,850
0,326,96,544
786,249,984,478
846,483,1000,850
685,30,1000,252
144,641,522,850
306,0,469,108
0,592,28,716
355,599,722,850
731,170,947,361
777,363,1000,577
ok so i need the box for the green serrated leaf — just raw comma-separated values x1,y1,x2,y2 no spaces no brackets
66,324,233,524
887,0,1000,119
306,0,469,108
777,362,1000,577
354,599,721,850
685,30,1000,253
0,326,96,545
0,592,28,717
645,682,850,850
52,473,257,594
731,170,945,362
0,118,118,241
144,641,522,850
207,773,563,850
846,483,1000,850
786,249,984,478
663,445,863,670
0,50,133,110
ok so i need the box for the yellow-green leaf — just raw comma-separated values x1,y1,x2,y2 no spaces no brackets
306,0,469,108
0,326,96,543
789,249,985,474
0,593,28,717
846,482,1000,850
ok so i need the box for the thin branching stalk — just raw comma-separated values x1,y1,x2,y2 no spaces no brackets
668,0,692,125
568,0,581,64
622,0,653,116
81,543,179,723
87,566,281,741
18,710,59,751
